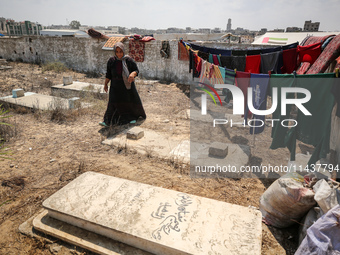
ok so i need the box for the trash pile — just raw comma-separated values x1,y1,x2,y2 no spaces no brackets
260,172,340,254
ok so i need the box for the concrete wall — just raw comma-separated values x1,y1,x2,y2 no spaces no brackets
0,36,271,85
0,36,195,84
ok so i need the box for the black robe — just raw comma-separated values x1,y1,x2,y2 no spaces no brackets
104,57,146,125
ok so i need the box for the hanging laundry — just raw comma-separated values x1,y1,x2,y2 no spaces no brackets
285,73,336,166
246,73,270,134
190,43,209,53
225,69,236,85
213,55,221,66
212,65,224,84
306,34,340,74
160,41,170,58
220,56,233,69
223,69,236,103
199,61,213,85
261,51,280,74
297,42,322,65
247,49,262,56
209,48,232,56
276,51,283,74
178,41,189,61
232,56,246,72
269,74,295,150
296,36,333,74
321,36,335,50
208,54,214,64
282,42,298,50
198,51,209,61
129,40,145,62
232,50,247,56
281,48,298,74
235,71,251,117
297,62,311,75
332,78,340,118
245,55,261,73
261,46,282,54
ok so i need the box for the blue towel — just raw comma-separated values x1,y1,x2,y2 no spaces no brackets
246,73,270,134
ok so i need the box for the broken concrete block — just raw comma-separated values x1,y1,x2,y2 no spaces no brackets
126,127,144,140
68,97,80,109
209,142,228,158
12,89,25,98
0,59,7,64
63,76,73,85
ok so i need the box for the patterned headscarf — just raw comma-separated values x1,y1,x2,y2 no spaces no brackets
113,42,131,89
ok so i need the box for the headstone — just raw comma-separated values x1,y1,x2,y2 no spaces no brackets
12,89,25,98
209,142,228,158
68,97,80,109
43,172,262,255
127,127,144,140
63,76,73,85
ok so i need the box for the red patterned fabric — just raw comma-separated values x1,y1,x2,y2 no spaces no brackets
296,62,311,74
297,35,334,74
307,34,340,74
129,40,145,62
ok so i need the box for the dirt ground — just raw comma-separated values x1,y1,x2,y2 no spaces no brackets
0,62,303,254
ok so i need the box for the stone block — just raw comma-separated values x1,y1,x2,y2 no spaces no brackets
42,172,262,255
127,127,144,140
68,97,80,109
63,76,73,85
12,89,25,98
209,142,228,158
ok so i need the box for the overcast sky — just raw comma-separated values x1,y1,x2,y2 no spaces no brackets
1,0,338,32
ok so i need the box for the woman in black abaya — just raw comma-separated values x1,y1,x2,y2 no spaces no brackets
99,42,146,127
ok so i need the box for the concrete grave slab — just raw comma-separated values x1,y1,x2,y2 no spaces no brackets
42,172,262,255
102,128,190,163
190,109,244,124
31,210,151,255
51,81,107,99
0,92,89,110
191,142,251,178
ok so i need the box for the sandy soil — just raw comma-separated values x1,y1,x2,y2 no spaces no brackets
0,62,302,254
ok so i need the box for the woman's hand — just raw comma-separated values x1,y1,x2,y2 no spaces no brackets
104,78,110,93
128,73,135,83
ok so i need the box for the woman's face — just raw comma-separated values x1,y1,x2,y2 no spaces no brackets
115,47,124,59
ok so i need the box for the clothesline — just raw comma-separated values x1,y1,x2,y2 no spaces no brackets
181,39,340,167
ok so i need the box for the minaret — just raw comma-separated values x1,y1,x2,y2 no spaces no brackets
227,18,232,31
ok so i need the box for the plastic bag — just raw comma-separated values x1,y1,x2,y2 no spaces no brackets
313,179,340,214
295,205,340,255
260,172,316,228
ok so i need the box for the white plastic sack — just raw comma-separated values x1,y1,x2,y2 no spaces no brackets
295,205,340,255
298,207,323,245
260,172,316,228
313,179,340,214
